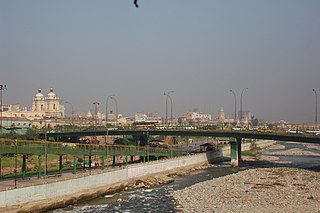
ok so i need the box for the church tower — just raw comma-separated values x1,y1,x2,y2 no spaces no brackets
32,89,46,113
46,88,62,118
218,107,225,122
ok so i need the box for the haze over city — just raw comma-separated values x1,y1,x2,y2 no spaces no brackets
1,0,319,123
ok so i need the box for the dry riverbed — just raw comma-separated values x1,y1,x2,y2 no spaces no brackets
171,143,320,213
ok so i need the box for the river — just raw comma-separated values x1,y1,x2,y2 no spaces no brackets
53,140,320,213
53,163,239,213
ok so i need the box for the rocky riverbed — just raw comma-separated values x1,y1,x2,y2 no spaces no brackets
171,142,320,213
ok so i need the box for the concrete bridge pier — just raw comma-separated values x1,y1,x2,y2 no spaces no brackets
101,155,105,170
237,137,242,161
73,156,77,174
229,138,242,167
38,155,42,178
59,155,63,175
112,156,116,167
22,155,27,179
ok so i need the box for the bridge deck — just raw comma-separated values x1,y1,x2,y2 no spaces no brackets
41,130,320,144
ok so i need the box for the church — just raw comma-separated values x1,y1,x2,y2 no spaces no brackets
2,88,64,120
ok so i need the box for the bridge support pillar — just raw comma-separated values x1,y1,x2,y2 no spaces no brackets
131,156,134,163
229,138,238,167
112,156,116,167
22,155,26,179
125,155,128,166
59,155,63,175
101,156,105,170
73,156,77,174
89,156,92,169
38,155,42,179
236,137,242,161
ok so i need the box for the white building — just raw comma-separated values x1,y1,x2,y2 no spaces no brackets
2,88,64,120
186,112,212,121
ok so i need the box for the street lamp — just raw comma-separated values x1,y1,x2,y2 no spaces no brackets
240,88,248,123
106,95,115,126
164,91,174,124
229,90,237,122
0,84,7,135
110,96,118,125
64,101,74,128
312,89,318,130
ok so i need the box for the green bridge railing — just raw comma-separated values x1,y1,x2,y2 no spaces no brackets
0,139,186,158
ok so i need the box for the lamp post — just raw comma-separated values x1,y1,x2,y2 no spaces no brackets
164,91,174,124
64,101,74,128
106,95,115,146
105,95,115,126
14,140,17,188
0,84,7,135
110,96,118,125
240,88,248,123
312,89,318,130
93,102,100,126
229,90,237,122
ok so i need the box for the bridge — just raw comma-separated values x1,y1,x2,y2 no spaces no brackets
1,130,319,181
0,139,186,180
42,129,320,167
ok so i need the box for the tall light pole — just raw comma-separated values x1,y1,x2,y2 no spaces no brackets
64,101,74,127
312,89,318,130
0,84,7,135
240,88,248,123
106,95,115,146
229,90,237,122
106,95,115,126
164,91,174,124
110,96,118,125
93,102,100,126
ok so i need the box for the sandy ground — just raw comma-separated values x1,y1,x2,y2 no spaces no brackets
171,142,320,213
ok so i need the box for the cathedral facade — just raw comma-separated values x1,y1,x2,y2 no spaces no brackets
31,88,64,118
2,88,64,120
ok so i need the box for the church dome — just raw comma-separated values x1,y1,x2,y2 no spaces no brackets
47,88,57,99
34,89,44,99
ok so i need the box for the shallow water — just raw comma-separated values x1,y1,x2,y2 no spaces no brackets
53,165,238,213
54,141,320,213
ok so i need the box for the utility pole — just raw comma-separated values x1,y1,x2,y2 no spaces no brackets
0,84,7,135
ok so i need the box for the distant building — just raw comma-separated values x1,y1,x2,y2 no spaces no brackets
240,111,252,125
2,88,64,120
134,112,162,124
218,107,225,122
185,111,212,121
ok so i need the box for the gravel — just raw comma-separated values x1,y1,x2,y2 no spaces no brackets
171,143,320,213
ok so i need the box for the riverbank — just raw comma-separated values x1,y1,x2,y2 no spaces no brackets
0,140,274,212
1,163,214,213
171,142,320,213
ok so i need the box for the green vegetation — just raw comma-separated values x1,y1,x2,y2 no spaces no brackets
241,150,256,157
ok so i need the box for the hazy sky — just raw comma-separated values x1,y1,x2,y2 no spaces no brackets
1,0,320,123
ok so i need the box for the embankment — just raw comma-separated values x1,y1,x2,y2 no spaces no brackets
0,140,275,212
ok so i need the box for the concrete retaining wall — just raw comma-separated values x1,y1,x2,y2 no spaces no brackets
0,140,275,207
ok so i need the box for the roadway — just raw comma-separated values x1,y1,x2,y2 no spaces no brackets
41,130,320,144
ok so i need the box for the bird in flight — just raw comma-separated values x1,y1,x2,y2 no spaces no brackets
134,0,139,8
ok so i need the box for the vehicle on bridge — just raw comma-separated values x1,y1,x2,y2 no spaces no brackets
287,129,303,134
305,129,320,135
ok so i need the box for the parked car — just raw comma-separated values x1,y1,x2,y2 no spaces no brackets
287,129,303,134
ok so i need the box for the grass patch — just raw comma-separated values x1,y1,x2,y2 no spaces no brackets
241,150,256,157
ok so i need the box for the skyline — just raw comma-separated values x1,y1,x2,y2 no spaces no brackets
1,0,320,123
